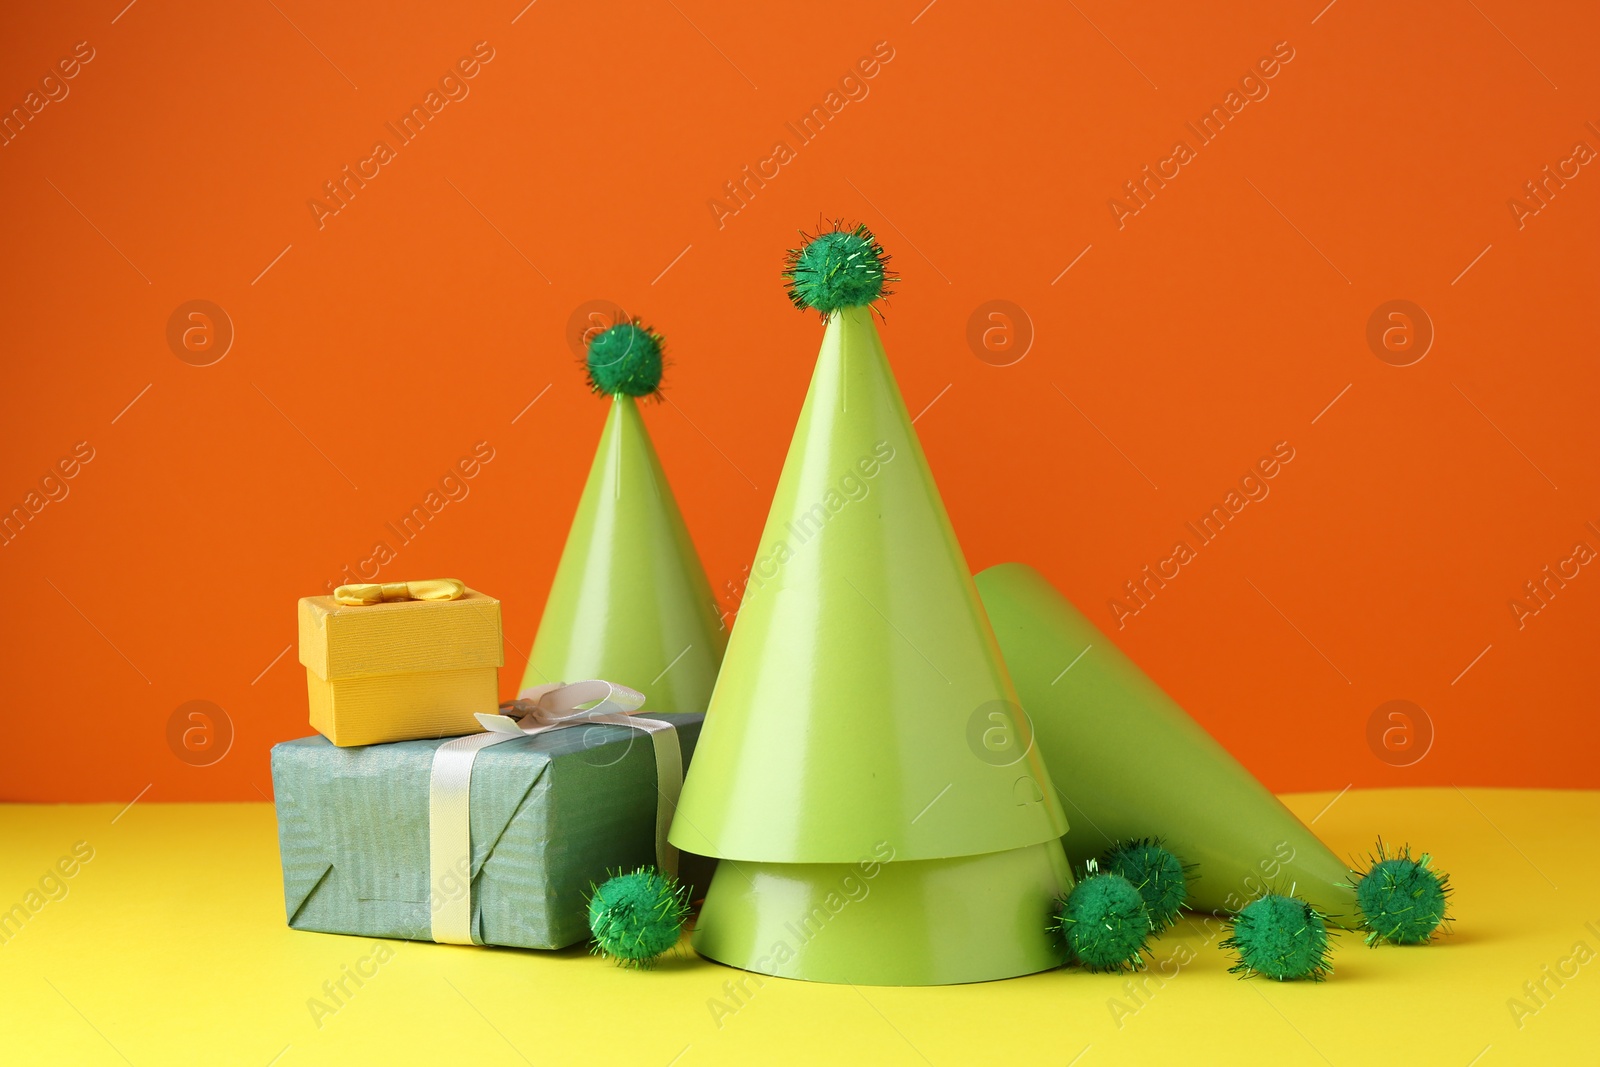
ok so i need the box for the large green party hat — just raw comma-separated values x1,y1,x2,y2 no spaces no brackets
671,229,1067,865
671,225,1072,985
977,562,1450,940
523,320,726,713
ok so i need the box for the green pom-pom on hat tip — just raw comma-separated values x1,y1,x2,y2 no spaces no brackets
1221,892,1336,982
1051,862,1154,973
783,221,897,317
1350,838,1452,947
1101,837,1192,935
585,866,690,969
585,318,665,399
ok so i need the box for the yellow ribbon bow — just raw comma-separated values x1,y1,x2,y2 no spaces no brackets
333,579,466,606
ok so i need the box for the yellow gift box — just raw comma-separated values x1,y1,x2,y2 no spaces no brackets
297,579,504,747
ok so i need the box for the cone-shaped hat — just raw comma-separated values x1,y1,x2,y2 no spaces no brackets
976,562,1359,923
524,320,726,713
671,227,1067,864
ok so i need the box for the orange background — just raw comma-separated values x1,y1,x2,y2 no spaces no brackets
2,1,1595,802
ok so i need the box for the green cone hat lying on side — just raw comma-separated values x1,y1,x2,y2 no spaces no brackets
672,226,1074,984
523,320,726,710
975,561,1450,941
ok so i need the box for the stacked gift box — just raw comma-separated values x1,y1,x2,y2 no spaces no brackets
273,580,715,950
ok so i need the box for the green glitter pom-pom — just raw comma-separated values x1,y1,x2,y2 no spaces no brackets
1051,867,1153,972
1101,838,1190,934
782,222,896,316
1352,840,1452,946
1222,894,1335,981
585,320,664,398
586,866,689,969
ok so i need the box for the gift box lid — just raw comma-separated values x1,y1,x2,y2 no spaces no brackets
298,588,504,680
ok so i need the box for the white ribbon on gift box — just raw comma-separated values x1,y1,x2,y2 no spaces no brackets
426,679,683,946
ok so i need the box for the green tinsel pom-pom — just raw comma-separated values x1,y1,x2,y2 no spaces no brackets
1353,840,1452,946
1222,894,1335,981
585,320,664,398
782,222,896,316
1101,838,1190,934
1052,867,1153,972
586,867,689,969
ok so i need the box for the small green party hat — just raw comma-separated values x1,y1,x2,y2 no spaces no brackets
523,319,726,712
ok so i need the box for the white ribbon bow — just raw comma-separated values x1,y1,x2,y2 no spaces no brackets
426,680,683,946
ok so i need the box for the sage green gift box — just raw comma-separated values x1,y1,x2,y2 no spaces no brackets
270,713,705,949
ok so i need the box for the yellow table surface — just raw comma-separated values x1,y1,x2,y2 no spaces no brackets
2,788,1595,1066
